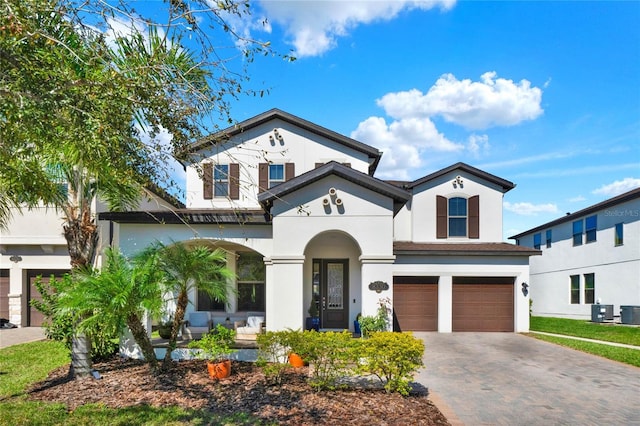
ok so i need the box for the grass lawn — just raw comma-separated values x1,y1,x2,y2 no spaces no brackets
0,340,265,425
530,316,640,346
529,316,640,368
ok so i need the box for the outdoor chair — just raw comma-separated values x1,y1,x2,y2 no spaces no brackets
181,311,213,340
234,313,265,340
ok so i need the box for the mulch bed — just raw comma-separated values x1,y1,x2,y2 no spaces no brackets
28,357,450,425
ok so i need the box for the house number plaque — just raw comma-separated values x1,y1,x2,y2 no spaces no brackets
368,281,389,293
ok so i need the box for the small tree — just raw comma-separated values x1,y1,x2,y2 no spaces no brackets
150,241,235,367
57,248,164,372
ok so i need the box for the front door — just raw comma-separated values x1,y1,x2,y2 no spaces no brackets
320,259,349,329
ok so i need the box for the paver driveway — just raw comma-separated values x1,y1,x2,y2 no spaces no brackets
415,333,640,425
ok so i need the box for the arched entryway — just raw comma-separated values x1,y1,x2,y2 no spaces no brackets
304,231,362,330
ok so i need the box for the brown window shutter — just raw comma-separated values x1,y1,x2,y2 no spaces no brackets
203,163,213,200
436,195,447,239
285,163,295,181
469,195,480,239
229,163,240,200
315,162,324,169
258,163,268,193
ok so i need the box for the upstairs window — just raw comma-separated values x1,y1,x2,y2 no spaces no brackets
615,223,624,246
545,229,552,248
214,165,229,197
533,233,541,250
572,220,583,246
448,197,467,237
585,215,597,243
268,164,285,188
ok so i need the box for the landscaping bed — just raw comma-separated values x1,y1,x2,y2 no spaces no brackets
27,357,450,425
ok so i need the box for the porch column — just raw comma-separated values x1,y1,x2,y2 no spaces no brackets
359,256,395,329
438,275,453,332
265,255,305,331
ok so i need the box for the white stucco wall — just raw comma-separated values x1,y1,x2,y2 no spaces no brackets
518,196,640,319
397,170,505,243
186,118,372,210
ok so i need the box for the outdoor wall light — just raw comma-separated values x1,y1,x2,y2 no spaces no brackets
521,282,529,296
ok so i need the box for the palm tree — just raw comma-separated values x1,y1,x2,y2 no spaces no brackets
151,241,234,367
58,248,164,372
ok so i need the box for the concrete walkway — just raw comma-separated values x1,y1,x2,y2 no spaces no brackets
0,327,46,349
415,333,640,426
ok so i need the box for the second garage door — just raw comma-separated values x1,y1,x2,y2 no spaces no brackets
393,276,438,331
452,277,514,332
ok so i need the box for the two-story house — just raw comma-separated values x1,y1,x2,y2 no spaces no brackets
100,109,539,333
511,187,640,320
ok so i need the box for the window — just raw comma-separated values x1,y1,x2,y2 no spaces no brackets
615,223,624,246
584,273,595,304
572,220,583,246
214,165,229,197
585,215,597,243
570,275,580,304
268,164,285,188
533,233,541,250
237,252,265,311
197,290,226,311
545,230,552,248
448,197,467,237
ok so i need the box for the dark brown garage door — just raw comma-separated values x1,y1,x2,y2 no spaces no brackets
26,270,68,327
393,276,438,331
1,270,9,320
453,277,514,332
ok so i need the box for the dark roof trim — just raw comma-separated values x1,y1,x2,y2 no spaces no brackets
144,184,185,209
258,161,411,215
406,162,515,193
99,209,270,225
187,108,382,175
393,241,541,256
510,187,640,239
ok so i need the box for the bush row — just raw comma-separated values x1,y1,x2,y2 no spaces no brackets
257,329,424,395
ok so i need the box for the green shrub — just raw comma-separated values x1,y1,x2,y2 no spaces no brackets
31,274,118,361
358,297,391,338
357,331,424,396
256,330,291,384
303,330,358,391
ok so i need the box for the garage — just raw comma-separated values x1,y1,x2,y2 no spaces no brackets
1,270,9,321
393,276,438,331
26,270,68,327
452,277,514,332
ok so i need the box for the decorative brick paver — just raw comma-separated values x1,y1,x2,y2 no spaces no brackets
415,333,640,425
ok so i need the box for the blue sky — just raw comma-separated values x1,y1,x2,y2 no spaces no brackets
130,1,640,240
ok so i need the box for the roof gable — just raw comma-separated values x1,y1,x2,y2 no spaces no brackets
257,161,411,215
187,109,382,175
407,162,515,193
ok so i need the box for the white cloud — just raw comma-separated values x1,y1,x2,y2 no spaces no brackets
592,177,640,197
351,116,463,179
467,134,490,157
568,195,586,203
258,0,455,57
377,72,543,129
503,201,558,216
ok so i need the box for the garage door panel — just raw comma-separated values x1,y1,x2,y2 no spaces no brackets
394,283,438,331
453,282,514,332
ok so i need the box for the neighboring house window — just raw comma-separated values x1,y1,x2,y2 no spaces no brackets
546,230,552,248
585,215,597,243
572,220,583,246
237,252,265,312
615,223,624,246
533,233,541,250
214,165,229,197
570,275,580,304
448,197,467,237
584,273,595,304
268,164,285,188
